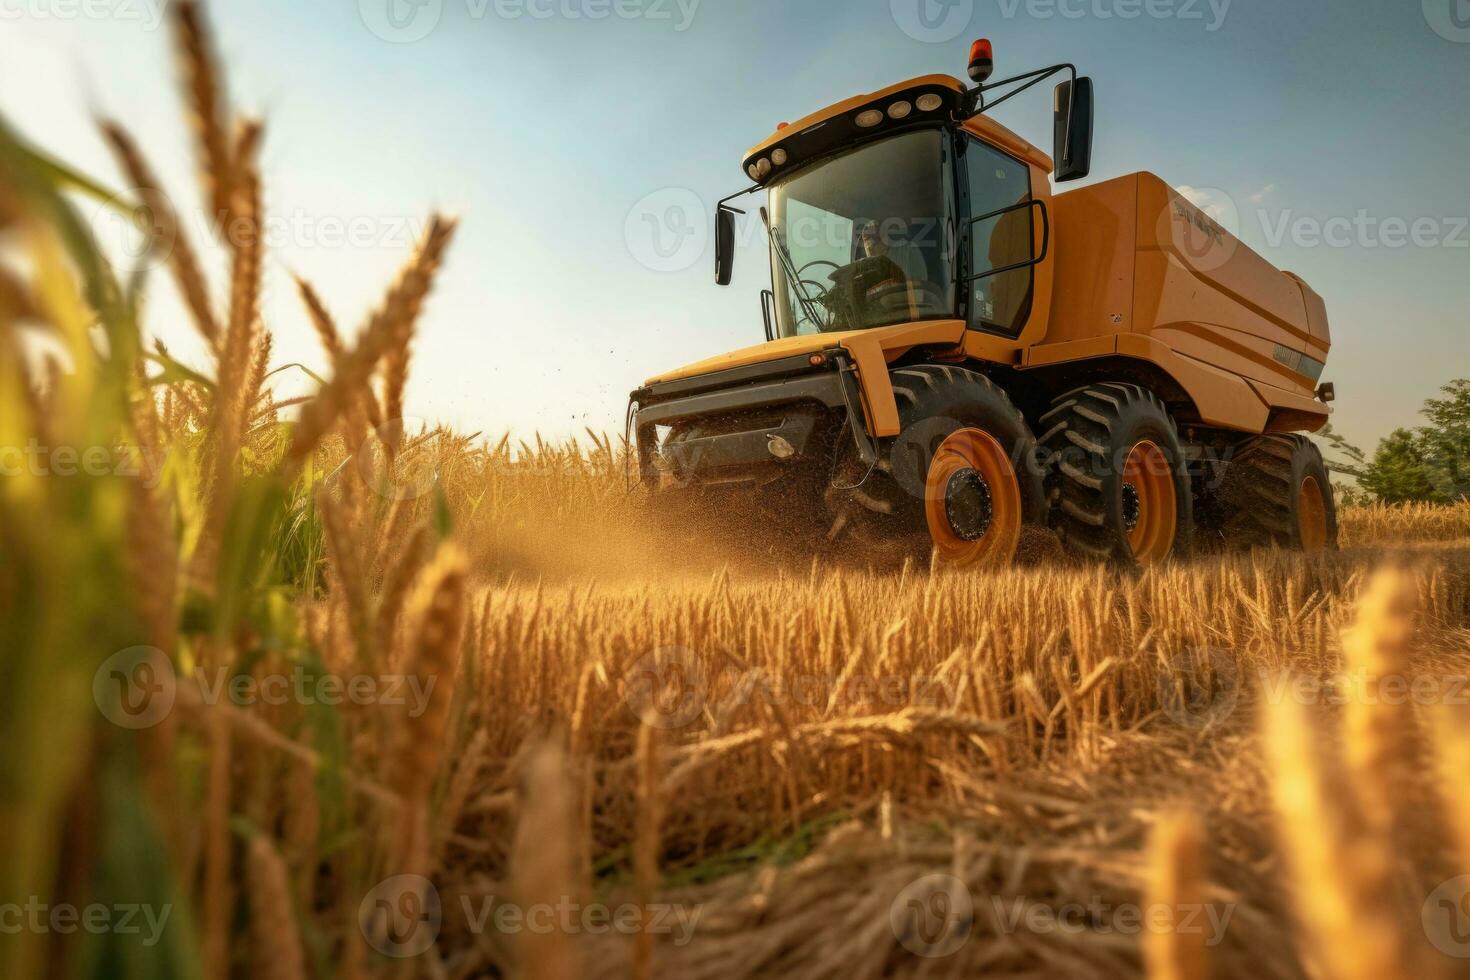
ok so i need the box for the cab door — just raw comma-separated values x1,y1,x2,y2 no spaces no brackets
956,133,1053,345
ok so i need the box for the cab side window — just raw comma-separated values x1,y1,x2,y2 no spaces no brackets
963,138,1034,335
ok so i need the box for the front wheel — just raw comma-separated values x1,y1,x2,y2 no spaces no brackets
828,364,1045,569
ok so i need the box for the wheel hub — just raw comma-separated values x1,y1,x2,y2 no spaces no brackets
1122,482,1141,531
943,467,993,541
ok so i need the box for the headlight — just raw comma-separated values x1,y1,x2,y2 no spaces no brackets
771,148,788,166
855,109,883,128
916,94,944,112
887,100,912,120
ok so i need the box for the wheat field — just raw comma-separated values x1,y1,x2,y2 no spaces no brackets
4,5,1470,979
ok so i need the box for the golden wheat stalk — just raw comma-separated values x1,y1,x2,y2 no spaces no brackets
1262,691,1408,980
1144,809,1207,980
632,718,662,980
1342,567,1418,840
288,216,456,465
201,702,234,980
98,120,220,348
389,543,467,871
172,0,235,225
245,835,307,980
512,742,582,980
1429,704,1470,876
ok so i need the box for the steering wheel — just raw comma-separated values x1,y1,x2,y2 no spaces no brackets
796,259,842,282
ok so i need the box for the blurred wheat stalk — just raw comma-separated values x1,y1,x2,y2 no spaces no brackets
3,4,1470,980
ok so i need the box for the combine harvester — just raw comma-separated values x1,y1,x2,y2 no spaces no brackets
629,40,1337,567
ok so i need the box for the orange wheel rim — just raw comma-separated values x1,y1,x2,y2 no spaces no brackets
923,428,1022,568
1122,440,1177,565
1298,475,1328,552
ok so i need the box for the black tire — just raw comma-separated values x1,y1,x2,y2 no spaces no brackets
1218,434,1338,551
1039,382,1193,564
827,364,1046,562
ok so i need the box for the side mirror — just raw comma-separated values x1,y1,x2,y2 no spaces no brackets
1053,76,1093,183
714,206,736,285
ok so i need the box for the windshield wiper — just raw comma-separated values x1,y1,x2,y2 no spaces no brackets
760,207,827,332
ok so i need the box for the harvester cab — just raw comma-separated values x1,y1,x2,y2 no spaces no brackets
631,40,1337,567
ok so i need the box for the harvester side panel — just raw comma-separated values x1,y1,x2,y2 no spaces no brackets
1044,172,1330,434
1046,173,1138,346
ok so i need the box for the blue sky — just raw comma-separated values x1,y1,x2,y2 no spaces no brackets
2,0,1467,453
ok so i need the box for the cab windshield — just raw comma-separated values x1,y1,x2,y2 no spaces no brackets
766,129,955,337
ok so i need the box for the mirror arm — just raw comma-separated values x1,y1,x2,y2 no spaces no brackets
961,63,1078,161
718,184,761,211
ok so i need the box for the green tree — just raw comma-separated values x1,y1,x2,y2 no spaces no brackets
1419,379,1470,501
1359,427,1438,503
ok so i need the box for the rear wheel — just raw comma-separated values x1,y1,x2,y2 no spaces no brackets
1040,383,1193,565
829,364,1045,568
1219,434,1338,552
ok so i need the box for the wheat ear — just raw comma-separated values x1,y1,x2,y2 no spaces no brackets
245,834,307,980
513,742,582,980
288,216,456,464
1144,809,1207,980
